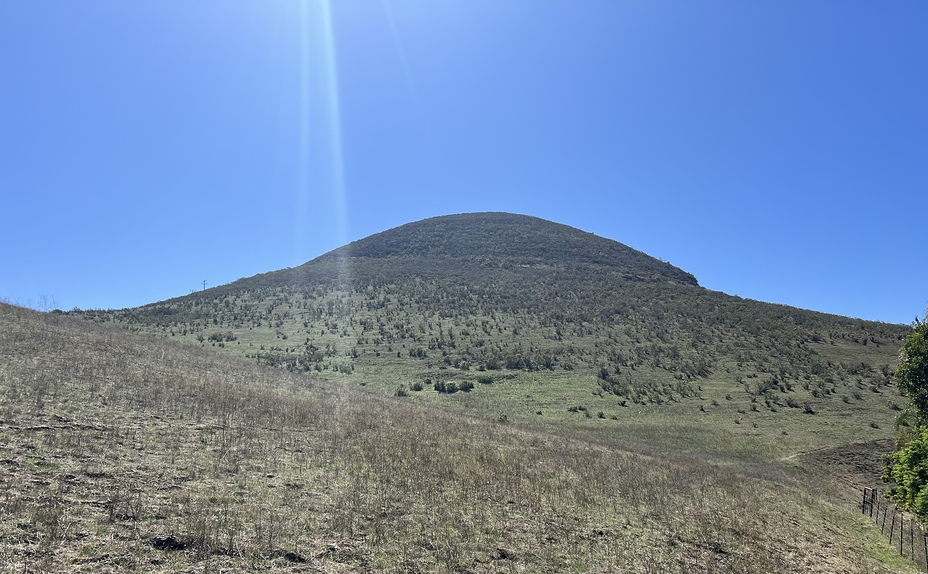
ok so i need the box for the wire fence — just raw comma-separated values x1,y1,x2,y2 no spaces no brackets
862,488,928,571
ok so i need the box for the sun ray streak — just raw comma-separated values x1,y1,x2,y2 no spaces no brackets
297,0,350,289
319,0,350,289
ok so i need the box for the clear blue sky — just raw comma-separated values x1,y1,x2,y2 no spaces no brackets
1,1,926,324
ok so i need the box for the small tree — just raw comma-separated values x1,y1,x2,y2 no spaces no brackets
884,315,928,514
883,426,928,515
894,318,928,424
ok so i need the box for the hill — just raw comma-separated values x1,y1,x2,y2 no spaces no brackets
83,213,907,455
222,212,699,289
313,212,699,284
0,303,917,572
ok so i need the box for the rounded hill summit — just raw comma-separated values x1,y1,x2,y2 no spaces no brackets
309,212,698,286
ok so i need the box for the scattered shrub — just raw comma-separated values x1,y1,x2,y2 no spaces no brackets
208,331,237,343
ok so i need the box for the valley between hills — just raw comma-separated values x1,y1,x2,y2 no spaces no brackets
1,213,919,572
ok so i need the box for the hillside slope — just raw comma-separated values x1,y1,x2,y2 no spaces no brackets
85,212,909,461
0,303,918,573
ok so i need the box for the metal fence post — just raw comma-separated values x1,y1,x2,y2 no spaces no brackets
922,532,927,572
911,518,915,562
901,515,906,557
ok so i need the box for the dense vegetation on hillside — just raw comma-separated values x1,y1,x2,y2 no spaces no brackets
315,212,699,285
84,213,907,427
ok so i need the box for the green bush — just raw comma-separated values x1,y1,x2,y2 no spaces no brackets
884,317,928,515
884,426,928,515
895,320,928,423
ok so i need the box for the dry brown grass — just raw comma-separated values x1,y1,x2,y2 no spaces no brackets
0,303,917,573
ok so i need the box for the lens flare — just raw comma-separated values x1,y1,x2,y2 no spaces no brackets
297,0,349,288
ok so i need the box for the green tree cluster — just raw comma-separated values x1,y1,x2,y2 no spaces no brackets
884,315,928,516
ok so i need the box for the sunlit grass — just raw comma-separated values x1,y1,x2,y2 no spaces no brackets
0,303,918,572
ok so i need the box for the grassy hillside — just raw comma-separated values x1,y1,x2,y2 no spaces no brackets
0,303,918,573
85,213,909,464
